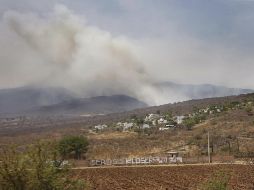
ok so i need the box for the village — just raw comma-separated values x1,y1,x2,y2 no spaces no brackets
92,99,253,134
88,99,254,168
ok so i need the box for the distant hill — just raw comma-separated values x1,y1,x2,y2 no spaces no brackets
0,83,253,115
0,86,74,114
0,87,147,115
32,95,148,115
157,82,254,101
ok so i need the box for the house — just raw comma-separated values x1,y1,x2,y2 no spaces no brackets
158,118,168,124
94,124,108,130
116,122,124,127
159,127,169,131
145,114,160,122
159,124,175,131
204,108,209,113
166,124,175,128
176,116,185,124
116,122,134,131
166,151,183,163
152,120,157,126
142,124,150,129
123,122,134,131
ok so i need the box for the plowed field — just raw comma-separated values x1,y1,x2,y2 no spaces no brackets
74,164,254,190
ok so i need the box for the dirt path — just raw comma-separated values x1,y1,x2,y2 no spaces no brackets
72,162,246,170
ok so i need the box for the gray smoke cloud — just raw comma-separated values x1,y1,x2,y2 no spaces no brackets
1,3,254,106
1,5,172,105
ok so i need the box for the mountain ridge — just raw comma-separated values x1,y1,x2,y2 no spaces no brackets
33,95,148,115
157,82,254,102
0,82,253,115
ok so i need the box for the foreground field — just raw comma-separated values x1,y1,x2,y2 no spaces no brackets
75,164,254,190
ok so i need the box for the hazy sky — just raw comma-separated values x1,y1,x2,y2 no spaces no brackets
0,0,254,103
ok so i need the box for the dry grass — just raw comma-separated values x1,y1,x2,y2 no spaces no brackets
90,131,137,140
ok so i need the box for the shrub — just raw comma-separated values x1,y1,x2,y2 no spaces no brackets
201,171,230,190
0,142,86,190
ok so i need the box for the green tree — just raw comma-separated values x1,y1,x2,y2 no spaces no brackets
245,105,253,115
0,142,86,190
183,117,196,130
133,118,144,137
165,112,173,121
130,114,138,121
156,110,161,115
58,136,89,160
0,146,28,190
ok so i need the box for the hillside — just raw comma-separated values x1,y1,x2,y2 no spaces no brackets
33,95,148,115
0,86,75,114
1,93,254,158
85,105,254,160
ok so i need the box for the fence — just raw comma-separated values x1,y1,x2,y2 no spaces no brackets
182,155,235,164
90,156,183,166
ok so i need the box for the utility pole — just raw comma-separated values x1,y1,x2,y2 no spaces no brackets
208,131,211,163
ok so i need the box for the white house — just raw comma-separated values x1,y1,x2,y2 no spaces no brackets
159,127,169,131
142,124,150,129
204,108,209,113
159,124,175,131
152,120,157,126
123,122,134,131
166,124,175,128
145,114,160,122
94,124,108,130
116,122,124,127
158,118,168,124
176,116,185,124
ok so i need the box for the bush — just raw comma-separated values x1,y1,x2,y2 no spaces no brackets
201,171,230,190
0,142,86,190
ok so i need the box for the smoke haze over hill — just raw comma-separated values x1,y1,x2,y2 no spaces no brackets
1,6,159,104
0,2,254,105
1,5,164,105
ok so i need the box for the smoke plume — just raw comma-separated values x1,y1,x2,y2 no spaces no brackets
1,5,170,105
1,4,253,106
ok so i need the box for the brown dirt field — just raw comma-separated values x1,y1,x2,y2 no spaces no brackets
74,164,254,190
